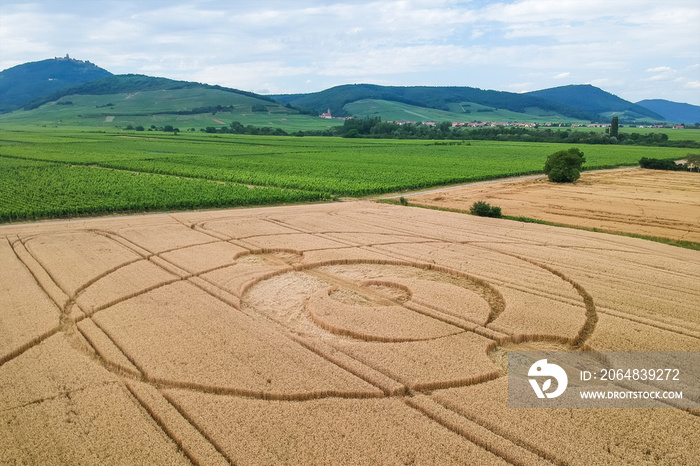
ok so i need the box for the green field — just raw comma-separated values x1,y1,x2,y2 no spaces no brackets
0,127,695,222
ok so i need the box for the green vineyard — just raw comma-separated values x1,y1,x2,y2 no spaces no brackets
0,127,694,222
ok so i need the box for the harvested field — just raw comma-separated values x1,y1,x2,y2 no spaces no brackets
408,168,700,243
1,200,699,465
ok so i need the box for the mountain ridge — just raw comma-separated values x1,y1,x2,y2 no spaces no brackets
635,99,700,124
270,83,599,121
2,57,696,124
524,84,664,121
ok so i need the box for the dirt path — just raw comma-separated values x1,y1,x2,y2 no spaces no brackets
379,167,638,200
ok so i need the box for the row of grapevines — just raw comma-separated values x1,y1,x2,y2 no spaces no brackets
0,156,329,222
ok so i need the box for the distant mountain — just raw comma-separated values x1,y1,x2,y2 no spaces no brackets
0,56,112,113
635,99,700,124
1,56,687,127
525,85,664,121
272,84,597,121
273,84,670,123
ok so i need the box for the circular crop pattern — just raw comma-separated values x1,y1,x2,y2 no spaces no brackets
6,231,595,401
5,202,699,466
242,260,506,344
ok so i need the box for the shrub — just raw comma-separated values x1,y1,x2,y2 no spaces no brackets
639,157,685,171
470,201,502,218
399,196,409,206
544,148,585,182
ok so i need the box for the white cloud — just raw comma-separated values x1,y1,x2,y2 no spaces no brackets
318,44,474,77
188,62,314,94
554,72,570,79
480,0,611,23
647,74,673,82
643,67,682,84
646,66,673,73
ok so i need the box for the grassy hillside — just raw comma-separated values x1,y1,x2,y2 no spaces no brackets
344,99,584,123
0,76,342,132
22,74,274,109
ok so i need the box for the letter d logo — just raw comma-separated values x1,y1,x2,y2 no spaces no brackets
528,359,568,399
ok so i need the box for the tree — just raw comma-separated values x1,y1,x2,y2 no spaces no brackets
544,148,585,182
229,121,245,134
610,116,619,138
469,201,502,218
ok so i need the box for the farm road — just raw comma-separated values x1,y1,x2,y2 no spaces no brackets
378,167,639,200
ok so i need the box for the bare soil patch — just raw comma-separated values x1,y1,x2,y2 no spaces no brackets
1,201,698,464
409,169,700,243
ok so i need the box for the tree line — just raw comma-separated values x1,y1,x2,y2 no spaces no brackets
124,118,700,149
329,117,700,148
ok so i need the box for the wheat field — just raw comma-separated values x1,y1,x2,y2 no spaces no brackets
409,168,700,243
1,198,699,465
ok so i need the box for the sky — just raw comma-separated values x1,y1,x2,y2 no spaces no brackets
1,0,699,105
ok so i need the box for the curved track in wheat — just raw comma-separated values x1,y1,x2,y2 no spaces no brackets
1,199,699,465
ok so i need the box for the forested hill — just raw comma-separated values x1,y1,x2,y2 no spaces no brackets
525,85,664,121
271,84,597,121
0,57,112,113
23,74,277,110
1,56,684,124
